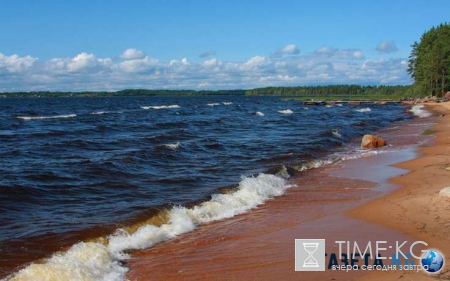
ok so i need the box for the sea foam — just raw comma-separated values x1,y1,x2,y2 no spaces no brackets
355,107,371,113
141,105,180,110
278,109,293,114
9,173,289,281
409,104,431,118
17,114,77,120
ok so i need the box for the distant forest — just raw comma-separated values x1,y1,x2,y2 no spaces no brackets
0,85,415,100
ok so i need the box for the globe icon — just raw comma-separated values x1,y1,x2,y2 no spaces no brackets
421,250,444,273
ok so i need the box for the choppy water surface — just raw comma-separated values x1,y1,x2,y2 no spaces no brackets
0,96,411,279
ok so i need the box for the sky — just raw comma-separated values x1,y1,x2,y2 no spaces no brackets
0,0,449,91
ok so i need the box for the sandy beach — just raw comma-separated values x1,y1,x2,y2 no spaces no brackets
125,103,450,280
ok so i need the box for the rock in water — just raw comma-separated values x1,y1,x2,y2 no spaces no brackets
361,134,386,149
439,187,450,197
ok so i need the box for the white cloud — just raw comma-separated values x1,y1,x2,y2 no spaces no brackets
120,48,146,60
0,47,411,92
113,56,159,73
203,58,220,67
376,41,398,53
0,53,37,73
273,44,300,57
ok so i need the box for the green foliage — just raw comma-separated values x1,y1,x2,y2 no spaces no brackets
408,23,450,97
245,85,412,100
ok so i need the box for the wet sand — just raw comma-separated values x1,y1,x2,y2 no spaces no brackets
125,106,447,280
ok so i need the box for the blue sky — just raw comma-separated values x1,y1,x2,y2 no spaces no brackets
1,0,449,91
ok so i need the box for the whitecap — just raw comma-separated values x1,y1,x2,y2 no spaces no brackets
141,105,180,110
255,111,265,116
278,109,293,114
409,104,431,118
163,142,180,150
207,103,221,107
17,114,77,120
355,107,371,113
90,111,123,115
222,102,233,105
332,129,342,138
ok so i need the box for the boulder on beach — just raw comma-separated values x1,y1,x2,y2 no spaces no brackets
361,134,386,149
439,187,450,197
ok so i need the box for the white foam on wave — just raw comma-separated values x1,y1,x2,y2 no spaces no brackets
355,107,371,113
278,109,293,114
222,102,233,105
207,103,221,107
255,111,265,116
409,104,431,118
90,111,123,115
10,173,288,281
17,114,77,120
163,142,180,150
141,105,180,110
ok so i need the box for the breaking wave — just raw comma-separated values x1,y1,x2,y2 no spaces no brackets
355,108,371,113
162,142,180,150
207,103,221,107
16,114,77,120
8,174,289,281
409,105,431,118
255,111,265,116
278,109,293,114
90,111,123,115
141,105,180,110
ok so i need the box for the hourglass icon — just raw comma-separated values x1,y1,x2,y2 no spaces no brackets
303,242,319,267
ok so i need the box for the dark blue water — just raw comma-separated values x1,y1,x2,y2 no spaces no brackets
0,96,409,274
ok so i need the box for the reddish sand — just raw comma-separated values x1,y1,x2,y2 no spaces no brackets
126,105,450,280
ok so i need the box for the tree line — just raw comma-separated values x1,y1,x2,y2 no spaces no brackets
408,23,450,97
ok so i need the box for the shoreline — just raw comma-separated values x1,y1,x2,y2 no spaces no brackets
353,103,450,279
125,107,441,280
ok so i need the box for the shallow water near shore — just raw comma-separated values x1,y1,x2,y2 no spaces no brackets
0,96,417,279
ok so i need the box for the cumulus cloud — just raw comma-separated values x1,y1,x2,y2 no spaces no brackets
273,44,300,57
199,50,216,58
376,41,398,53
0,47,411,92
0,52,37,73
120,48,146,60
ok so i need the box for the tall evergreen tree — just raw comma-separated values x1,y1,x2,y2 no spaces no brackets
408,23,450,97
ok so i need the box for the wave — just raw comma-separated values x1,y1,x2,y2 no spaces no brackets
207,103,221,107
16,114,77,120
255,111,264,116
90,111,123,115
409,104,431,118
331,129,342,138
222,102,233,105
9,173,288,281
140,105,180,110
355,107,371,113
278,109,293,114
163,142,180,150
